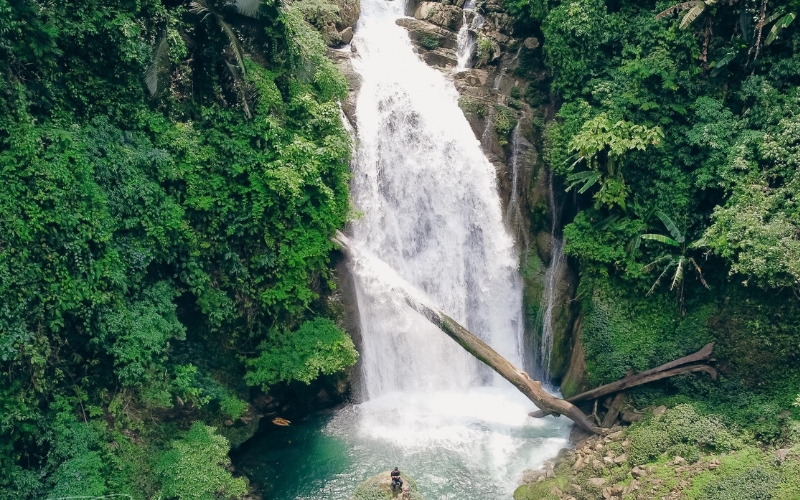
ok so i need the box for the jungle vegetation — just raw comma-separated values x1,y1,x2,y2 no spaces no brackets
0,0,358,497
509,0,800,447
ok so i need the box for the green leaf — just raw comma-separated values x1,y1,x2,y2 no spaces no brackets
765,13,796,45
655,210,684,243
641,233,680,246
566,170,602,193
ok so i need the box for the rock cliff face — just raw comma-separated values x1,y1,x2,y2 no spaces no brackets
329,0,581,384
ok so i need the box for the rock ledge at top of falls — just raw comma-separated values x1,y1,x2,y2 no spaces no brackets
349,471,426,500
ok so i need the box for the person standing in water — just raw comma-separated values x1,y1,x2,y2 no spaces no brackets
390,467,403,491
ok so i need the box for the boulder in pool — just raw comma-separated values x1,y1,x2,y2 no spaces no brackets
349,471,425,500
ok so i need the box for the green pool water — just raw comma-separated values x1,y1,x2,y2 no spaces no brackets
235,387,571,500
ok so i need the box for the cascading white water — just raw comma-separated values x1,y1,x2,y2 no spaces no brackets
536,172,566,381
350,0,525,393
329,0,570,496
455,0,484,70
505,123,528,245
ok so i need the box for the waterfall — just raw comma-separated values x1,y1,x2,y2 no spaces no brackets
505,123,528,246
350,0,524,398
318,0,572,495
455,0,484,71
536,171,566,382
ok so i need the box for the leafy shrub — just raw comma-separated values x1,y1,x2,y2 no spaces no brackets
245,318,358,389
494,105,518,144
220,395,249,421
420,35,441,50
697,467,780,500
156,422,248,500
627,405,741,465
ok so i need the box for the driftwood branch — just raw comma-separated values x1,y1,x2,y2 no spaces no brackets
529,343,717,418
332,231,603,434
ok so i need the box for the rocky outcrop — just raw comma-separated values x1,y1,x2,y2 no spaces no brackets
349,471,425,500
414,2,464,31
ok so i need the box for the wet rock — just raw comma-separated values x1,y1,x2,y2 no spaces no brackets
334,0,361,30
396,18,459,50
524,36,540,49
349,471,425,500
340,27,353,44
414,2,463,31
621,411,644,423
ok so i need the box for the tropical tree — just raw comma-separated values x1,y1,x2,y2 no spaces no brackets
565,113,664,210
641,211,709,313
655,0,717,29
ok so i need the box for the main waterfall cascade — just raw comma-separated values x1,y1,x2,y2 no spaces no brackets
346,0,568,494
236,1,570,498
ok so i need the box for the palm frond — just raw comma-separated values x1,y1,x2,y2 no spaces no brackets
655,210,684,242
766,12,796,45
596,214,620,231
680,2,706,29
670,258,685,290
236,0,262,17
566,170,602,194
643,255,672,273
689,257,710,289
758,10,785,29
628,234,643,259
145,33,170,96
217,16,247,76
647,261,675,296
656,1,697,20
641,233,680,247
710,51,737,77
190,0,212,20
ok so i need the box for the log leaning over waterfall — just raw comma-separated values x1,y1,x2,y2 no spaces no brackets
529,343,717,418
332,231,602,435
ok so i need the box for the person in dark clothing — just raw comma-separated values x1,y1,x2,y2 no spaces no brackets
390,467,403,491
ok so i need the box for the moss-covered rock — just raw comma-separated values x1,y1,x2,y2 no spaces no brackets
349,471,425,500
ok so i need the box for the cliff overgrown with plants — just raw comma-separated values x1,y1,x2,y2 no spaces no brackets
505,0,800,495
0,0,358,497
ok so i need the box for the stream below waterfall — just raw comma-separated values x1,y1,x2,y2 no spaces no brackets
236,0,571,497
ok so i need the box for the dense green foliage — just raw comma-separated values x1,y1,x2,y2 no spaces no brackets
508,0,800,443
0,0,357,497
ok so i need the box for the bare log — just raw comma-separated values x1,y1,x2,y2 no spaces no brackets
332,231,602,434
601,392,626,428
529,363,718,418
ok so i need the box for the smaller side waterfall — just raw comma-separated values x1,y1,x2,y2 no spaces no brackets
536,171,566,382
455,0,484,70
505,124,529,248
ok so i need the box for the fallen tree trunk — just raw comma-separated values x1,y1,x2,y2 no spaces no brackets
332,231,602,434
529,349,717,419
